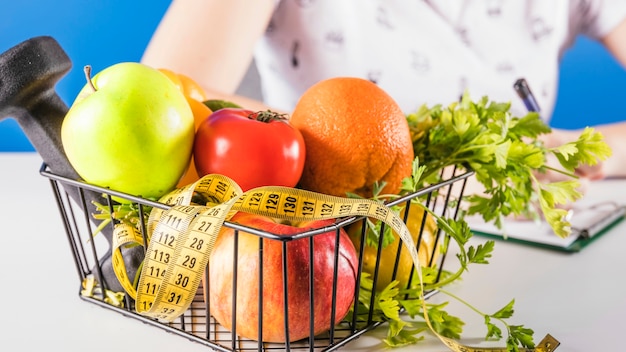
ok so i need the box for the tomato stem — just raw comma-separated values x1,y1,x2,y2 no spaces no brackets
252,110,288,123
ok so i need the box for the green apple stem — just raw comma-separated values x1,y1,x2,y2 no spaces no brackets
84,65,97,92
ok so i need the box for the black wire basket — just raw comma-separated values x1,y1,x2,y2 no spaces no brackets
40,163,473,351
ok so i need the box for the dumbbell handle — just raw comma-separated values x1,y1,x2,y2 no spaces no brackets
0,36,78,181
0,36,144,292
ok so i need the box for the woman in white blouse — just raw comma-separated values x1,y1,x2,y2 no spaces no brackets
142,0,626,179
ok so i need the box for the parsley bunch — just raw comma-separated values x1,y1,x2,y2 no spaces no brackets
407,93,611,237
355,94,611,350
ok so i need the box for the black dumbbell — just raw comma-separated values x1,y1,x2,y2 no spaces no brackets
0,36,144,293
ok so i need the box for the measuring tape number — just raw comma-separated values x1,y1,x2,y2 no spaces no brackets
108,174,558,351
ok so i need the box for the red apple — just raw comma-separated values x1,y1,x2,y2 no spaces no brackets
206,211,359,343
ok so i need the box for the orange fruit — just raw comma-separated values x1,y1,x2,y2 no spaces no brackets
289,77,414,198
156,68,212,188
186,96,212,130
176,96,212,188
158,68,207,102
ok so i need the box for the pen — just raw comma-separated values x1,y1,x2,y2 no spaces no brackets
513,78,541,113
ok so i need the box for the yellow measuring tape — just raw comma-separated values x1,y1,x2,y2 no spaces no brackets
109,174,559,351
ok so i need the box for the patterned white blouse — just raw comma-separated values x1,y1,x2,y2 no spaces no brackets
253,0,626,120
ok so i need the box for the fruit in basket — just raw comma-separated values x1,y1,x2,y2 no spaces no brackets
207,211,359,342
61,62,195,200
157,68,207,102
156,68,213,188
175,96,212,187
347,203,439,292
194,108,305,191
203,98,242,111
289,77,414,198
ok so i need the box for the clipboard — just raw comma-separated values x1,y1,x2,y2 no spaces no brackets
468,202,626,252
502,79,626,251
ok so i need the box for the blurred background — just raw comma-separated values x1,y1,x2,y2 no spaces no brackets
2,0,625,152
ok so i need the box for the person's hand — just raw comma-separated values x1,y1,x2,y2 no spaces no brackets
540,128,606,181
531,128,609,203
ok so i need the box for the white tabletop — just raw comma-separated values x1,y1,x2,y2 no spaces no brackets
1,152,624,352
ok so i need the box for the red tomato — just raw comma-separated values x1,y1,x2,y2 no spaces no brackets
193,108,306,191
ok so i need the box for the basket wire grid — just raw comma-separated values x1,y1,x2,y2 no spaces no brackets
40,163,473,351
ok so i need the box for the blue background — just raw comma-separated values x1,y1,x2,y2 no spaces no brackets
0,0,172,152
1,1,625,151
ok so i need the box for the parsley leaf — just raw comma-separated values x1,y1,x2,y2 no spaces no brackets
349,93,609,350
406,92,611,238
426,302,465,339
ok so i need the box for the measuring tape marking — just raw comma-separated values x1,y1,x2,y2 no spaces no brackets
136,175,242,320
110,222,143,297
107,174,558,350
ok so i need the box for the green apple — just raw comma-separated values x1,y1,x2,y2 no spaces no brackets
61,62,194,200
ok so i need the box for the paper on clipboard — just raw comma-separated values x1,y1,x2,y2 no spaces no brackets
467,179,626,252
